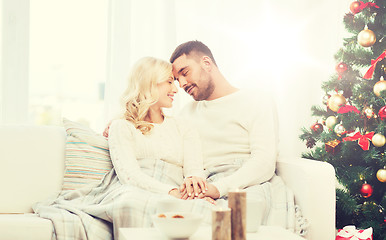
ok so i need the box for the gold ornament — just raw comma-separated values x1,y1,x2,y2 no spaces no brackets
328,94,347,112
357,27,376,47
326,116,338,129
373,76,386,97
372,133,386,147
376,169,386,182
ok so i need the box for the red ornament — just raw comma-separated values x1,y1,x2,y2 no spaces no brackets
311,123,324,134
379,106,386,120
360,183,373,198
336,62,348,74
350,1,362,14
336,62,348,80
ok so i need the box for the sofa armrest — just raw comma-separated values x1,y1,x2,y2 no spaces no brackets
0,125,66,213
276,157,336,240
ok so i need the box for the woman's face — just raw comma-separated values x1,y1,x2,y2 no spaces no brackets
154,74,178,109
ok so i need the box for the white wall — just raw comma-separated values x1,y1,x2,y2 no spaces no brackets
161,0,354,158
0,0,29,124
0,0,354,159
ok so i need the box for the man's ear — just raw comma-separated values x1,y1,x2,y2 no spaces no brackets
201,56,213,71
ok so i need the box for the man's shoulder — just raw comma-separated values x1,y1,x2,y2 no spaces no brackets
240,88,272,101
236,89,276,121
234,88,274,108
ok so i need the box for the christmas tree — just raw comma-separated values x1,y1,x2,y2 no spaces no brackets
299,1,385,239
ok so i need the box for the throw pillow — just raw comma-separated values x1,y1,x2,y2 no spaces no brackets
62,118,113,190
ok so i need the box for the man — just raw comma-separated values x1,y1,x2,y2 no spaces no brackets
170,40,279,201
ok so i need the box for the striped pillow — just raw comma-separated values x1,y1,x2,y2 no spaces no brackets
62,118,113,190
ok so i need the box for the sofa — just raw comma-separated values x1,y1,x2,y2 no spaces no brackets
0,124,336,240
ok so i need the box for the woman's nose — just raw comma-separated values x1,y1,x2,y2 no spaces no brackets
172,82,178,93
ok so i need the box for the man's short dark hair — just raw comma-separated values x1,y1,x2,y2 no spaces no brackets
170,40,217,66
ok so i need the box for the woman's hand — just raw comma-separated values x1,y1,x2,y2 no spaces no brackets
190,183,220,200
179,176,207,200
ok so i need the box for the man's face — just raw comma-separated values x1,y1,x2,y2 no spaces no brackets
172,54,214,101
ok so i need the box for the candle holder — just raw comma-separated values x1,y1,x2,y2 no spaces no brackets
228,189,246,240
212,207,231,240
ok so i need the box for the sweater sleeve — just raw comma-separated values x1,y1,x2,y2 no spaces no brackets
108,119,177,194
212,93,278,197
178,119,205,179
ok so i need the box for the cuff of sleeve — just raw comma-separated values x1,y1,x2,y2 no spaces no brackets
184,171,206,179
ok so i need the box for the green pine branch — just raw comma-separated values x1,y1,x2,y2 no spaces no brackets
336,188,359,227
310,105,329,118
335,47,373,67
362,148,382,164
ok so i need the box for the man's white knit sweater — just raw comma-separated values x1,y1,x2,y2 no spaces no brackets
181,89,279,197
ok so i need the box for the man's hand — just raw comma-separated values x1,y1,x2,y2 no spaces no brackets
179,176,207,200
202,183,220,199
203,196,216,205
102,121,112,138
168,188,182,199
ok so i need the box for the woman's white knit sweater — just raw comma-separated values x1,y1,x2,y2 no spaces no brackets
108,116,204,194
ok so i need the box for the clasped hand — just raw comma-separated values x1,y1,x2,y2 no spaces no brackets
168,176,220,204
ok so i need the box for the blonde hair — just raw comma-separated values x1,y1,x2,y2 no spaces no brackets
120,57,172,135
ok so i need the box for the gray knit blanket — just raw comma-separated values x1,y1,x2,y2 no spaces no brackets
33,158,307,240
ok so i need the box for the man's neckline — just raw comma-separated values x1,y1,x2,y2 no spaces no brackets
201,89,241,104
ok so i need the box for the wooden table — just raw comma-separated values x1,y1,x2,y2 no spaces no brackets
119,225,305,240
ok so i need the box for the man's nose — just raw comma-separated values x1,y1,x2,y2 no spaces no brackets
178,78,187,88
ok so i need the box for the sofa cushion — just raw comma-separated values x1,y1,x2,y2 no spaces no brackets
0,213,52,240
62,118,113,190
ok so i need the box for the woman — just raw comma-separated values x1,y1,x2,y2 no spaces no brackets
108,56,209,199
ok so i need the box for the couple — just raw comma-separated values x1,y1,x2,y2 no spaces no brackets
107,40,277,204
34,41,301,240
107,40,290,233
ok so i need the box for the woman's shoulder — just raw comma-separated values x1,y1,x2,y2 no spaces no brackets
110,118,136,131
